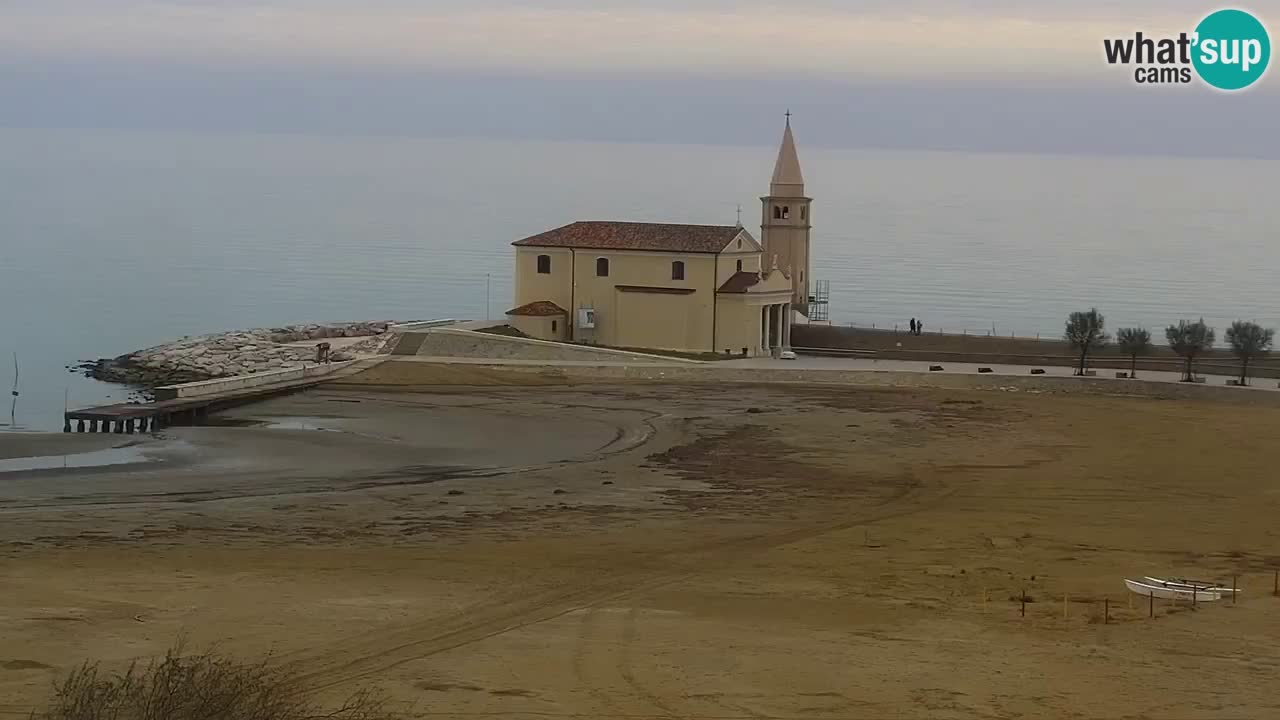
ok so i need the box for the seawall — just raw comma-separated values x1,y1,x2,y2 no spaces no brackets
793,325,1277,379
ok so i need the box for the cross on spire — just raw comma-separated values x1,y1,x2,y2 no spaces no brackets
784,109,792,123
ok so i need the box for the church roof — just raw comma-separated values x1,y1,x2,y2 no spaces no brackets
513,221,744,254
769,117,805,196
506,300,567,317
717,269,790,294
717,271,763,293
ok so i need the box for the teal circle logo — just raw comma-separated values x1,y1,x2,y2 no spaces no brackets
1192,9,1271,90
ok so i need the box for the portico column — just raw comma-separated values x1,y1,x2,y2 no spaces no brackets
783,303,792,349
768,301,778,351
765,305,774,350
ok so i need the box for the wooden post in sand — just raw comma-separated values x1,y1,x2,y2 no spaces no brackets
1063,591,1069,620
1149,591,1155,619
1021,589,1027,617
1273,571,1278,596
1232,575,1238,605
1104,598,1109,624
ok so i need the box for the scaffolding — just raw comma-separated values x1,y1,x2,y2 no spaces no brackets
808,280,830,322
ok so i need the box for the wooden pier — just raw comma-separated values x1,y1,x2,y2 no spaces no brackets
62,366,362,434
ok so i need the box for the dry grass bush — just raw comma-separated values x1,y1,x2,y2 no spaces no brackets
31,645,395,720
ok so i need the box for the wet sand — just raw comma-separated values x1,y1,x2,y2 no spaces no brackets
3,382,1280,718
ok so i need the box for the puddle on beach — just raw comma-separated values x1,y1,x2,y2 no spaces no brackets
0,444,154,474
208,416,340,432
262,418,337,431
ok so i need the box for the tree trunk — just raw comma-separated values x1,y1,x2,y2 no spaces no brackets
1241,356,1249,386
1078,348,1088,376
1130,354,1137,379
1184,356,1193,382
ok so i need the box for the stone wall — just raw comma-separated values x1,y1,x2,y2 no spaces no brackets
792,325,1277,379
83,321,399,387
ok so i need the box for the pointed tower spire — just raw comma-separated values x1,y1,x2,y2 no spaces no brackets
770,111,805,197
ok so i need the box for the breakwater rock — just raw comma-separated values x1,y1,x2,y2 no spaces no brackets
82,321,400,387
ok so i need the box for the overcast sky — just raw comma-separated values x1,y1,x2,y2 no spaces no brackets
2,0,1276,157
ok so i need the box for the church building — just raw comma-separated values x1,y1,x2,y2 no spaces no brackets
506,117,813,357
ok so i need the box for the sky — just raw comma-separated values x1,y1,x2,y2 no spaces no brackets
1,0,1277,157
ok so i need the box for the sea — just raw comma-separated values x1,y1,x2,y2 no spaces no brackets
2,127,1278,431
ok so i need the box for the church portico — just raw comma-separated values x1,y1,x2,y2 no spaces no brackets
759,302,792,354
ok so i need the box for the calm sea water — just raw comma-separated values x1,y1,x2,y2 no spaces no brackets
2,127,1278,430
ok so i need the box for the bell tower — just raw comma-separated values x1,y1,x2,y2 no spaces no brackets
760,112,811,312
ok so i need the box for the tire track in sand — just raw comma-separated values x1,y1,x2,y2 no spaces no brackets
292,478,956,695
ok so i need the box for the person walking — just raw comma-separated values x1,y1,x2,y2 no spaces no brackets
909,318,917,335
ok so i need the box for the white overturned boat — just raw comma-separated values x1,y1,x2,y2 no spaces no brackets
1143,576,1238,593
1125,577,1224,602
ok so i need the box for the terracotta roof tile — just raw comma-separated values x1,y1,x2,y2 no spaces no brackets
506,301,567,317
717,271,763,293
514,221,744,254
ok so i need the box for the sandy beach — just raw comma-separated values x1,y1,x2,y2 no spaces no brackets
3,377,1280,718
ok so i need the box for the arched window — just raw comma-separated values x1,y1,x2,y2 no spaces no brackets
781,206,790,219
773,206,782,220
800,206,807,220
735,259,743,272
596,257,609,277
671,260,685,280
536,254,551,274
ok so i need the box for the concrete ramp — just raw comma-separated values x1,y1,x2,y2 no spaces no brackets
408,328,700,364
391,333,428,356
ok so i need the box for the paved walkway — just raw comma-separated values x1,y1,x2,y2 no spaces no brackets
384,353,1278,393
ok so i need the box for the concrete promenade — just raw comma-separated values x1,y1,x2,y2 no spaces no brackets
383,352,1270,390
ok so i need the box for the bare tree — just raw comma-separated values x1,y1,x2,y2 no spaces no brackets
1165,319,1216,382
1225,320,1274,386
1064,308,1109,376
1115,327,1152,379
33,644,396,720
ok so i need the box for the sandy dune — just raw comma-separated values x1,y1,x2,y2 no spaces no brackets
3,382,1280,718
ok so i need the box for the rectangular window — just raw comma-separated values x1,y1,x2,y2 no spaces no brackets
536,254,551,274
551,320,557,333
596,257,610,277
671,261,685,280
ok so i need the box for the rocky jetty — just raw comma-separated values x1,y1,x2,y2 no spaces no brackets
82,321,400,387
